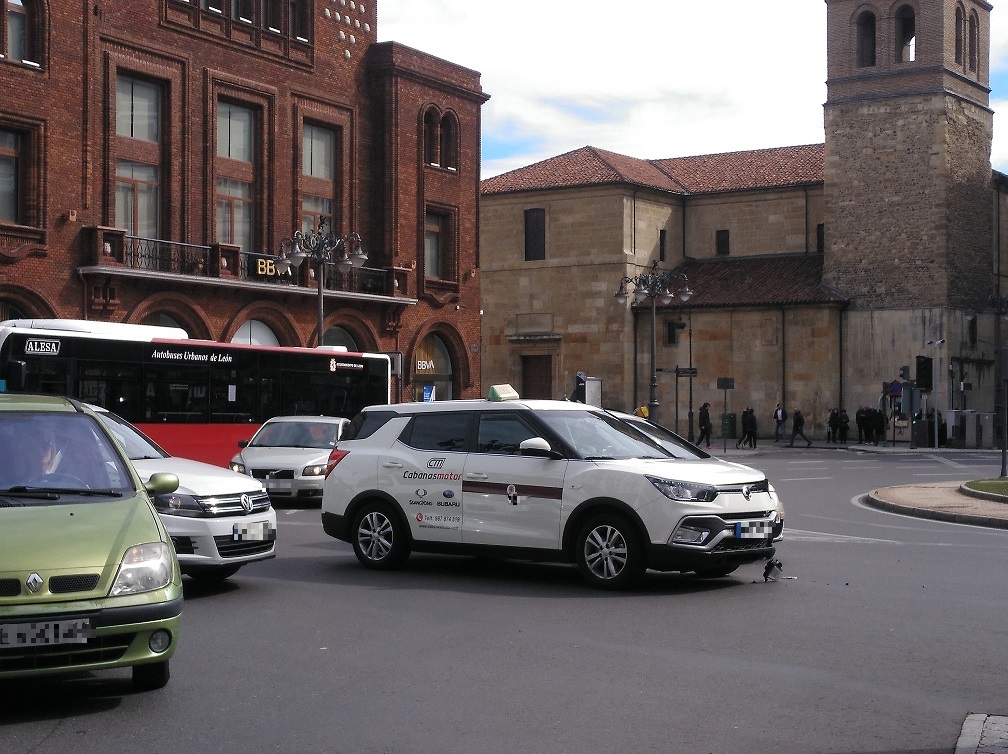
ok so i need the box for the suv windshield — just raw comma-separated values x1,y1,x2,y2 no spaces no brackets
537,409,672,460
0,412,135,495
96,411,169,461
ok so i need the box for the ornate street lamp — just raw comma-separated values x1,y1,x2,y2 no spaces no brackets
274,218,366,345
614,260,693,425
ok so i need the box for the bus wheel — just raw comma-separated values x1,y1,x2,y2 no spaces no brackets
352,501,409,570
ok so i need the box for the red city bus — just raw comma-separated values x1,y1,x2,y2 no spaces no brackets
0,319,392,465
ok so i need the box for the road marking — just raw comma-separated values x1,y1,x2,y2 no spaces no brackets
778,476,834,481
785,527,901,544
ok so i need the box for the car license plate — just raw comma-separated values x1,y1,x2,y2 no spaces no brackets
735,520,770,539
233,520,275,542
0,618,90,649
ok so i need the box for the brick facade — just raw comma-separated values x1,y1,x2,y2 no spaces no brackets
0,0,487,402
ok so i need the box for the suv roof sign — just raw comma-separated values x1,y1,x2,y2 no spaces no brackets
487,384,519,402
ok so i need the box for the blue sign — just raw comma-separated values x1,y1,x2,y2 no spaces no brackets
422,384,436,402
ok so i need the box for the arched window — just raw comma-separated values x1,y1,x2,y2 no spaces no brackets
955,5,965,66
968,11,979,72
423,108,439,166
439,113,458,170
0,299,26,321
856,11,877,68
322,325,357,350
140,312,184,330
231,319,279,346
895,5,916,63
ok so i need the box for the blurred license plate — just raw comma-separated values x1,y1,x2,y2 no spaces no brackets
735,520,770,539
233,520,275,541
0,619,90,649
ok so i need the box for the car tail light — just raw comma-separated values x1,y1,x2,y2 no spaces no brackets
325,449,349,478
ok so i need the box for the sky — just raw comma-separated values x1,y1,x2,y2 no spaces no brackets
377,0,1008,179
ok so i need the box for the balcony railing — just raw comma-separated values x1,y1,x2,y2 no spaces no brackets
86,228,394,297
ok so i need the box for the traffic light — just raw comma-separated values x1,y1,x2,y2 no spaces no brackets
916,355,933,392
899,365,910,381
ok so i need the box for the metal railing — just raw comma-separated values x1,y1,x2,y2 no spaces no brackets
124,236,212,276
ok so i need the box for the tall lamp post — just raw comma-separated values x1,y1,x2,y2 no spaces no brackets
614,261,693,425
988,294,1008,477
274,218,366,345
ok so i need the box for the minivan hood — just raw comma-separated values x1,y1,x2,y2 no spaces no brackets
132,457,264,496
0,497,160,574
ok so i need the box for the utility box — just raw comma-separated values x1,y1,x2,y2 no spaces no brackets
979,413,994,449
584,377,602,407
959,410,978,448
721,412,737,439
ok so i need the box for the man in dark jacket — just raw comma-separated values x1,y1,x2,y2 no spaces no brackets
788,409,812,447
697,402,712,448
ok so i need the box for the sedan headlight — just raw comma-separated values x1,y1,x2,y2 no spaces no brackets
302,463,326,477
110,542,173,596
229,461,246,474
646,475,718,502
153,492,206,517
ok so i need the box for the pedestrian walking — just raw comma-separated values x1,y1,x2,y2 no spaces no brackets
788,409,811,447
697,402,712,448
774,403,786,442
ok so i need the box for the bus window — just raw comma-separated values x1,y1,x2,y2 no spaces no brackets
77,361,143,418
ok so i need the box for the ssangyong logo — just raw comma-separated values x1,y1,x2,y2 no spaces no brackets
427,458,445,469
25,338,60,356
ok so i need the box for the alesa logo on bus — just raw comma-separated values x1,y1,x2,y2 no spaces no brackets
25,339,60,356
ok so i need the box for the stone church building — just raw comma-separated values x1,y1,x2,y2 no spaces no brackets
480,0,1008,441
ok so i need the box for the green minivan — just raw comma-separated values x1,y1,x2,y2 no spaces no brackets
0,394,183,690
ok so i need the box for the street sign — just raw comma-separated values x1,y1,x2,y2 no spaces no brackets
675,367,698,378
716,377,735,390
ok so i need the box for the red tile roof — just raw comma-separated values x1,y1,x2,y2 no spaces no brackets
481,144,824,196
643,254,848,310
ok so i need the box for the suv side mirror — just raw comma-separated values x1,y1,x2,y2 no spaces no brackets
238,439,249,448
519,437,563,460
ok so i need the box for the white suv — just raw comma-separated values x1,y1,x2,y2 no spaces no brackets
321,391,783,589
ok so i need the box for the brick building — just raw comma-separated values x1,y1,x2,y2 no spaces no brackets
480,0,1008,441
0,0,487,402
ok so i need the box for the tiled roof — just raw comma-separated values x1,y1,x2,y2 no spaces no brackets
481,144,824,196
645,254,848,310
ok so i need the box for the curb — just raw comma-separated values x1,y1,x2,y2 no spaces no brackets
958,484,1008,504
865,491,1008,530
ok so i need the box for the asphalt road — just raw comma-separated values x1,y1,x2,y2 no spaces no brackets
2,446,1007,754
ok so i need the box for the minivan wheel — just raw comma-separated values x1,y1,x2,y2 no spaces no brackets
575,515,645,590
351,502,409,570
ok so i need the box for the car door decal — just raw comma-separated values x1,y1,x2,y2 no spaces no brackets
462,481,563,500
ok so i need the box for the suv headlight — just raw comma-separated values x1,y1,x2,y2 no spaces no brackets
154,492,206,517
646,475,718,503
302,463,326,477
110,542,173,596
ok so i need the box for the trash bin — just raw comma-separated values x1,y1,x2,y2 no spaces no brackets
721,412,737,440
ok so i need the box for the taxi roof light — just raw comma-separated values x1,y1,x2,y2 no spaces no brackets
487,384,519,402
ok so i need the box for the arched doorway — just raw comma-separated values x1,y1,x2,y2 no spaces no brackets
412,333,453,401
0,300,28,320
140,312,183,330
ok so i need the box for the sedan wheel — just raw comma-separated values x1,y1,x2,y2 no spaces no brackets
352,502,409,570
576,515,645,589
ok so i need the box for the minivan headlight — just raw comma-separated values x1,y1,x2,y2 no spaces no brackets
646,475,718,502
229,461,246,474
110,542,173,596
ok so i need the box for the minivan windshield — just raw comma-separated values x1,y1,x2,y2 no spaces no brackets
0,412,134,495
537,409,673,460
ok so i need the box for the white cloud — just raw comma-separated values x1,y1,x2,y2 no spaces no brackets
380,1,1008,177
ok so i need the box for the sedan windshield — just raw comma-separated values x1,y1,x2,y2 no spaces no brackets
251,421,342,449
0,412,135,495
536,410,673,460
96,411,169,461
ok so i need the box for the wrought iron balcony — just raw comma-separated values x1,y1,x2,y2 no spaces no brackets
84,228,394,298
